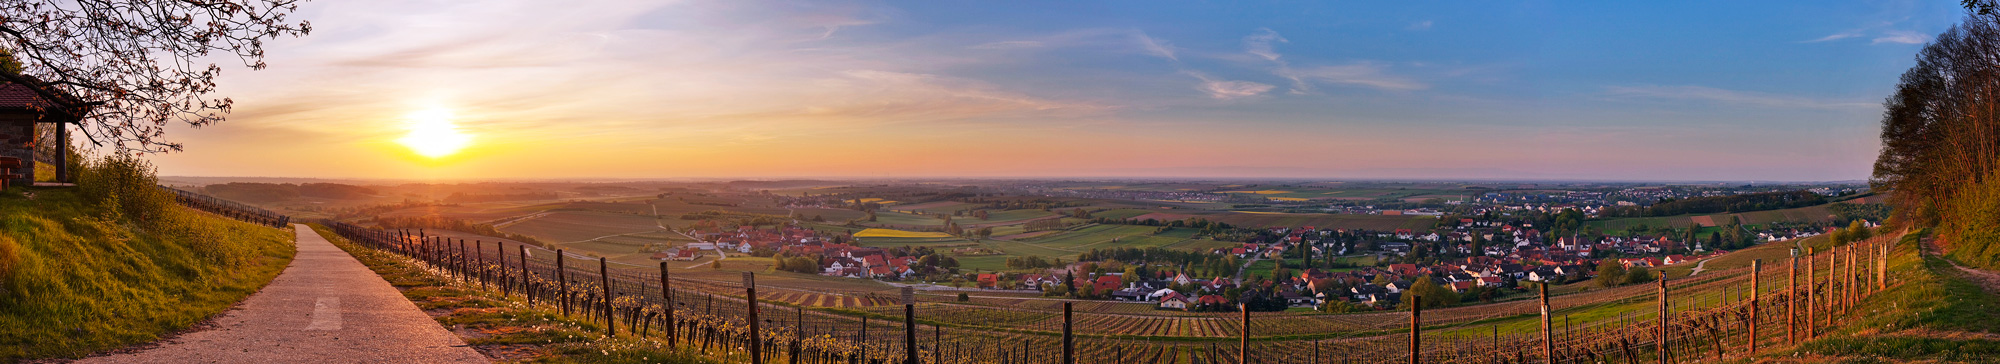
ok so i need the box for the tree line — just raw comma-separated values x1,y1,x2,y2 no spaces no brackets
1872,11,2000,269
1599,190,1827,218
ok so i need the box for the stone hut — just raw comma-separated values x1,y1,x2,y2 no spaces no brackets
0,76,86,187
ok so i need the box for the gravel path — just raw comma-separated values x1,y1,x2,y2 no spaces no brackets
80,224,489,364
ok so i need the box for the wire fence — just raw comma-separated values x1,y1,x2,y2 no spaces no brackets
160,185,291,228
321,219,1899,364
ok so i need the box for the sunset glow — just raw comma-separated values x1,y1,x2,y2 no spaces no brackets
395,108,472,159
143,0,1966,180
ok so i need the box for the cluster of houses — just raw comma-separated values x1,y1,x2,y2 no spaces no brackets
657,223,947,279
986,248,1716,312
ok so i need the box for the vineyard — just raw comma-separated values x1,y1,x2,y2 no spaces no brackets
321,218,1907,363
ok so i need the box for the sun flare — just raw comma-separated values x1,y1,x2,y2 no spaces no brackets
396,108,473,158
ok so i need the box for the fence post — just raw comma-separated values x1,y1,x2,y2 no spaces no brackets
521,246,533,306
1847,245,1857,313
1063,301,1074,364
1658,274,1667,364
662,261,675,345
1750,259,1760,354
558,249,570,316
1410,295,1422,364
903,287,916,364
747,272,761,364
1806,247,1814,339
476,241,486,291
1240,303,1250,364
796,306,807,364
1830,246,1840,317
1879,242,1888,292
601,257,614,338
1788,255,1796,345
1540,282,1552,364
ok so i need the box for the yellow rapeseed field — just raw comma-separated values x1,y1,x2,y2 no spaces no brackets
853,228,952,238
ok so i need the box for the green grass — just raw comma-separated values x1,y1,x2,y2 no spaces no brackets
1792,337,2000,362
0,186,296,360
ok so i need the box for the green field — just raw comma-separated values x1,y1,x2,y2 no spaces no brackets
1021,224,1161,250
979,209,1059,224
1203,212,1439,231
1091,208,1155,220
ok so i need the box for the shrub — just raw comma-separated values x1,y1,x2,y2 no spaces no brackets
74,155,175,225
1625,266,1655,285
1943,172,2000,269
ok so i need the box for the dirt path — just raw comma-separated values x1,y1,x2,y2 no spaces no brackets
1948,258,2000,294
79,225,489,363
1687,258,1714,276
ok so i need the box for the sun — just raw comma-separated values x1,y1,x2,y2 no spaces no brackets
396,108,473,158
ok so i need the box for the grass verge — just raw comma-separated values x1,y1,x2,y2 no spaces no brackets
1752,229,2000,362
308,223,717,363
0,186,296,360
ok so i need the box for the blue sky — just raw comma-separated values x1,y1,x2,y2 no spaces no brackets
152,0,1965,181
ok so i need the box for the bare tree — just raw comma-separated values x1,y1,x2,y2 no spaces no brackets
0,0,311,153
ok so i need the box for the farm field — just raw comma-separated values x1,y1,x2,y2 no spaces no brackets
1022,224,1162,250
854,228,952,238
856,236,978,248
863,210,948,226
1586,199,1879,235
893,201,985,213
1164,238,1240,251
979,209,1060,224
1201,212,1438,231
497,210,665,243
1090,208,1156,220
790,207,868,222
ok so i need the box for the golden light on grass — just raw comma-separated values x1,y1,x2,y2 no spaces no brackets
396,108,473,158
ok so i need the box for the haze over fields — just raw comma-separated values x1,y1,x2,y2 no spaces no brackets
144,0,1965,181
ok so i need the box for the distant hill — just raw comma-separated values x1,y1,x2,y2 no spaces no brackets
204,182,379,203
726,180,844,189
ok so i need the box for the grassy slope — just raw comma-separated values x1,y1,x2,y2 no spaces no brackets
0,188,296,360
1752,229,2000,362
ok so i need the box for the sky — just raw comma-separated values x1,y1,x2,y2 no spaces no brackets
144,0,1966,181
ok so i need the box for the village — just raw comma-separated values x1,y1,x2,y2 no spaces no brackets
647,210,1845,313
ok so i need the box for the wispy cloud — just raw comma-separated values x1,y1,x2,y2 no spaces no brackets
1804,32,1863,43
1407,20,1434,31
1872,30,1929,44
1604,85,1876,110
1185,71,1274,99
1804,20,1927,45
1279,63,1427,92
1238,28,1425,93
970,40,1044,50
1244,28,1287,61
1133,31,1180,61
